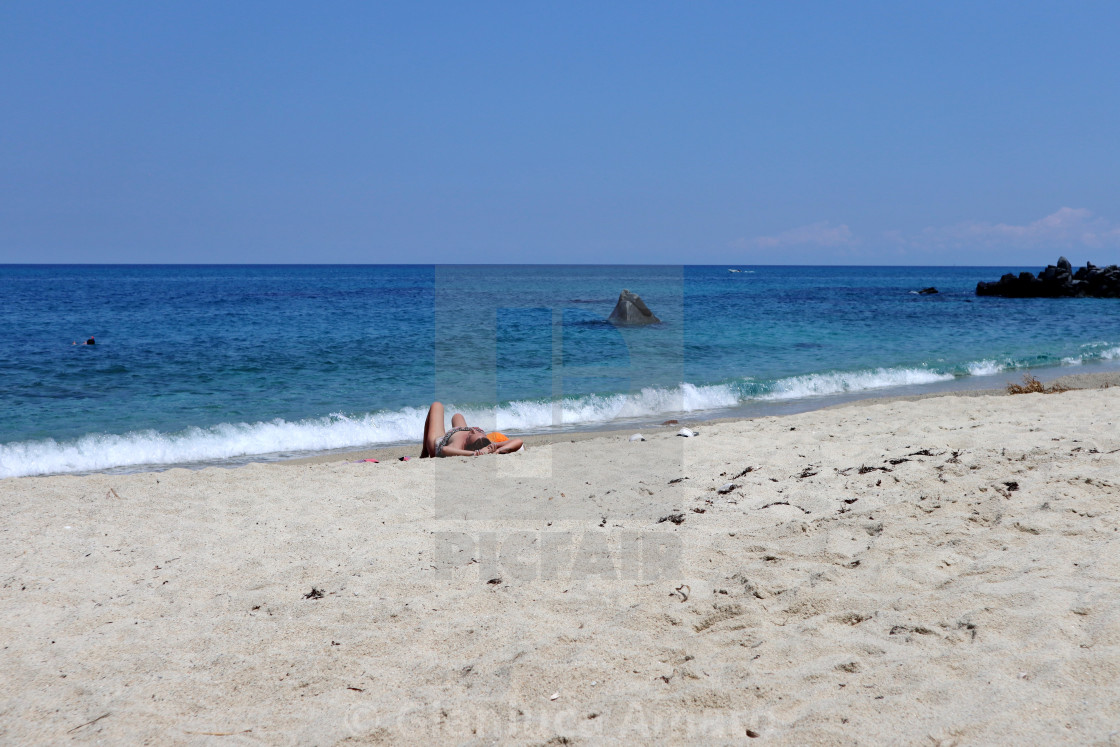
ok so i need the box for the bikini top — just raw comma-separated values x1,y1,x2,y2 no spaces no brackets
435,426,480,455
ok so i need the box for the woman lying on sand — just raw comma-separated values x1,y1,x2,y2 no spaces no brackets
419,401,524,458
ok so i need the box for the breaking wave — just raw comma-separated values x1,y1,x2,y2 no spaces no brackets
966,360,1006,376
0,383,738,478
5,347,1120,477
758,367,953,401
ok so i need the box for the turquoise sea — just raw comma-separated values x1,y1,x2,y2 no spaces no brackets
3,264,1120,477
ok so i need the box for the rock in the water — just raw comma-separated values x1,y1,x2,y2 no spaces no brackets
976,258,1120,298
608,289,661,325
918,287,939,295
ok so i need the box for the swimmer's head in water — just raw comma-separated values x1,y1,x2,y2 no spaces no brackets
465,437,491,452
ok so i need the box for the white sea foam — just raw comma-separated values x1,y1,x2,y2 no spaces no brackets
1076,342,1120,362
760,367,953,401
456,381,740,431
1061,357,1083,366
0,409,431,479
0,382,743,478
967,360,1005,376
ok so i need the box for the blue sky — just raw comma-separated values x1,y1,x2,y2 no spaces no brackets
1,2,1117,264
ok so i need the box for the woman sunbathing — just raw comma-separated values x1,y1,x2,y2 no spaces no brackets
419,401,524,458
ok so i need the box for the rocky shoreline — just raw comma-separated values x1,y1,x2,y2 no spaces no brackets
976,256,1120,298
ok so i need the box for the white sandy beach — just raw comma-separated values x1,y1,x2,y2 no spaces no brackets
2,386,1119,744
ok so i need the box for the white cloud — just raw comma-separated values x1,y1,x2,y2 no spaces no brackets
909,207,1120,250
731,221,856,249
729,208,1120,262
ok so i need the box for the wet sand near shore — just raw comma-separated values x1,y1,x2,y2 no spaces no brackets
292,369,1120,467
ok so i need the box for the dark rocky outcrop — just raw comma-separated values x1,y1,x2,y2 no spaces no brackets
976,257,1120,298
918,287,939,295
608,289,661,325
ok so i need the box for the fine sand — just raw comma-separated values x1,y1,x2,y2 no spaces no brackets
2,384,1119,744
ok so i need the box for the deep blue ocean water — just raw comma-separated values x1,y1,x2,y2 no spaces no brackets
4,264,1120,477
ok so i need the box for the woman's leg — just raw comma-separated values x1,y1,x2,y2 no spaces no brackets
450,413,467,429
420,402,446,458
